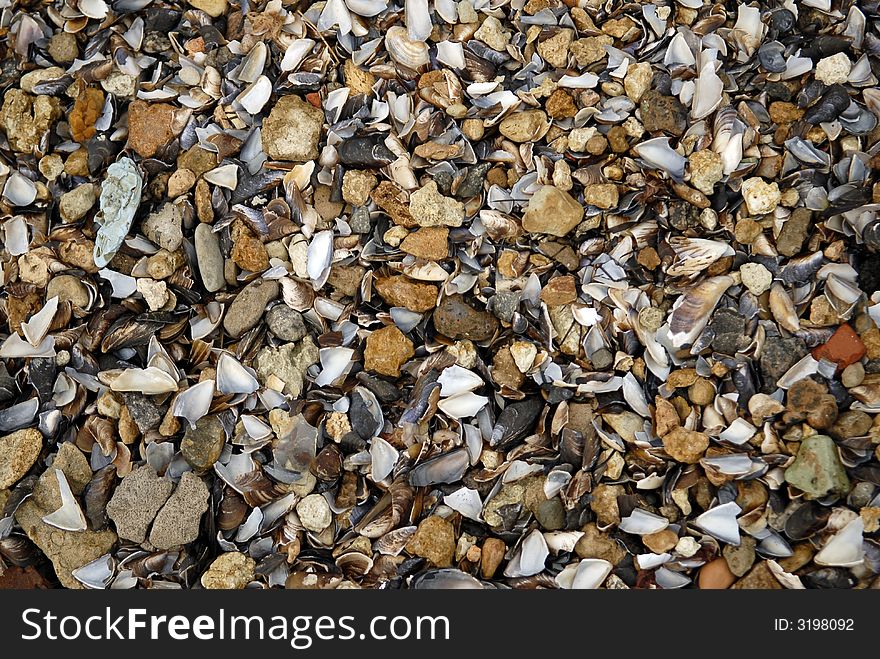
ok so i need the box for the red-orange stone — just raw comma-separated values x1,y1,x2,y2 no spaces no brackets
811,323,866,371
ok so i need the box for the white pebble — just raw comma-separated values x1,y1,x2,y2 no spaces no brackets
815,52,852,85
739,262,772,296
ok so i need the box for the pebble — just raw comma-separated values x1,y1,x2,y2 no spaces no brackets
731,562,782,589
187,0,228,17
567,127,596,152
201,552,255,589
723,536,756,577
254,338,319,397
480,538,506,578
549,304,582,355
492,346,525,389
643,529,678,554
815,52,852,85
0,89,61,153
177,145,217,177
483,476,545,527
374,275,438,313
474,16,511,51
786,378,838,430
624,62,653,102
688,150,724,196
296,493,333,532
59,183,96,223
498,110,550,143
461,118,485,141
313,185,344,221
698,558,736,589
137,278,169,311
739,262,772,295
830,410,872,441
223,278,279,337
760,336,807,391
433,295,500,342
687,377,716,406
589,483,624,525
492,290,521,323
575,522,626,565
48,32,78,63
106,465,173,544
545,89,577,119
0,428,42,489
364,325,414,377
142,202,184,251
810,296,840,326
400,227,449,261
261,95,324,162
522,186,584,237
741,177,781,216
343,59,376,96
841,362,865,388
603,411,643,443
533,497,564,530
662,427,710,464
583,183,619,209
148,471,210,549
406,516,455,567
341,169,377,207
748,393,785,421
784,434,851,499
167,168,196,198
639,91,688,136
231,222,269,272
181,415,226,471
47,274,90,308
127,101,183,158
540,275,577,306
194,223,225,292
409,181,465,227
571,36,613,66
327,263,367,297
654,396,681,436
537,29,573,69
266,305,307,342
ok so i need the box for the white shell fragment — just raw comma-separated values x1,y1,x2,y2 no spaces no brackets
172,379,215,428
370,436,398,482
694,502,742,546
814,518,865,568
618,509,669,536
444,487,483,521
503,529,549,578
42,470,88,532
109,367,178,394
21,296,58,348
216,353,260,394
556,559,613,589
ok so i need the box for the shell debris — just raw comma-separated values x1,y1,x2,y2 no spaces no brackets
1,0,879,592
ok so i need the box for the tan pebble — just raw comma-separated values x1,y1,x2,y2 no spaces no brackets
841,362,865,388
461,118,484,141
699,558,735,589
643,529,678,554
167,169,196,198
480,538,506,578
